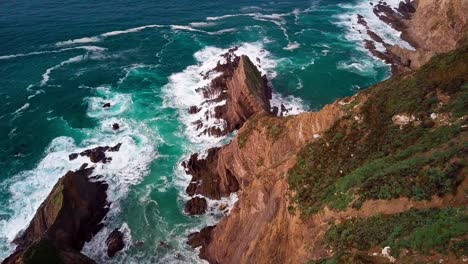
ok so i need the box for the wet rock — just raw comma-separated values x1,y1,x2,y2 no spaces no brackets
106,229,125,257
185,197,208,215
112,123,120,130
102,103,111,108
79,163,88,170
219,203,228,211
189,105,201,114
69,153,78,161
183,149,239,200
109,143,122,152
80,146,109,163
187,226,215,249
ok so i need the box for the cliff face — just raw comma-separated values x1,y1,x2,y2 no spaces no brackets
183,53,272,214
188,44,468,263
190,49,271,137
3,167,109,264
359,0,467,74
391,0,468,69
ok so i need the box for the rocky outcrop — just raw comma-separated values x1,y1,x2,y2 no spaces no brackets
390,0,468,69
68,143,122,163
190,48,272,137
187,226,215,260
182,149,239,200
3,167,109,264
105,229,125,258
362,0,468,73
187,43,468,263
184,197,208,215
182,53,272,214
184,93,346,263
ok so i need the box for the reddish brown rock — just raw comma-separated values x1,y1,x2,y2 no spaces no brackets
192,50,272,137
185,197,208,215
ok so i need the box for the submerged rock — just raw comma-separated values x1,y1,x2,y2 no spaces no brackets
106,229,125,258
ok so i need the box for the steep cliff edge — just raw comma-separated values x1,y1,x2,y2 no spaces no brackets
390,0,468,70
183,53,272,214
188,45,468,263
190,49,271,137
2,166,108,264
359,0,467,74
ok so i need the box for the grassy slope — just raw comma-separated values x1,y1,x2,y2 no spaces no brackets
287,45,468,261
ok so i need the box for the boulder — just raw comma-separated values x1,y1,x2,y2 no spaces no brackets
106,229,125,257
184,197,208,215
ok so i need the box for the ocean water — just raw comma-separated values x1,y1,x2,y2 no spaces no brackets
0,0,396,263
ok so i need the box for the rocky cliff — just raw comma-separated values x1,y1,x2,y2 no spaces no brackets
186,43,468,263
190,48,271,137
3,167,108,264
183,52,273,214
360,0,468,74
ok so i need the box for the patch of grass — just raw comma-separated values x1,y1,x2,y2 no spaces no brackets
288,45,468,215
323,208,468,256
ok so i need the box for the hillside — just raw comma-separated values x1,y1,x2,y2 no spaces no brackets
188,44,467,264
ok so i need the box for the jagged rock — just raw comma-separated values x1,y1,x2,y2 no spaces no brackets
109,143,122,152
182,149,239,199
102,103,111,108
106,229,125,257
187,226,215,249
188,106,201,114
3,167,109,264
112,123,120,130
69,153,78,161
192,50,272,137
79,163,88,170
185,197,208,215
80,146,109,163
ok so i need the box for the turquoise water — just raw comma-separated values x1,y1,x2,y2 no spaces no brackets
0,0,391,263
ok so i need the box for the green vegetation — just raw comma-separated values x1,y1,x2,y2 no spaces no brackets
51,184,64,208
308,252,376,264
23,239,63,264
323,208,467,256
288,45,468,215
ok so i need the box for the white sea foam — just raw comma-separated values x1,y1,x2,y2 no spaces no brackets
208,28,238,35
86,86,133,118
55,37,101,47
52,25,163,48
283,42,301,50
271,93,307,115
0,46,105,60
100,24,163,37
170,25,207,33
189,22,217,28
12,103,30,115
337,59,378,77
335,0,415,52
40,55,86,86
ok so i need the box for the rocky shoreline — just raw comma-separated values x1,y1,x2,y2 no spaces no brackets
180,1,468,263
359,0,467,74
2,142,126,264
